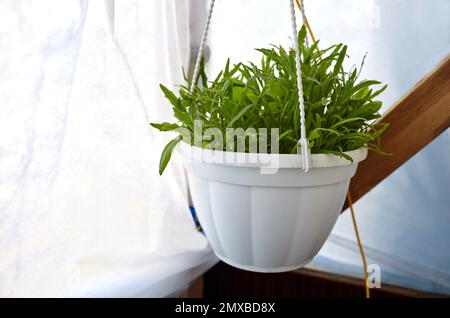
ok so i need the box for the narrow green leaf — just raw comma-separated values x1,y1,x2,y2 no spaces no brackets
150,122,180,131
319,149,353,163
370,84,388,99
227,104,254,128
333,45,347,76
159,136,182,175
160,84,179,108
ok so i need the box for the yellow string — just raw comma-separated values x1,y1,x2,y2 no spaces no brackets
294,0,321,58
293,0,370,298
347,191,371,298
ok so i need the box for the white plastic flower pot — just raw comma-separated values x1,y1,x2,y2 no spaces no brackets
179,142,367,273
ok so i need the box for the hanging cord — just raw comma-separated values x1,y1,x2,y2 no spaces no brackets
294,0,318,50
296,0,370,298
295,0,322,58
297,0,309,47
347,192,371,298
191,6,370,297
289,0,311,172
190,0,312,171
190,0,216,91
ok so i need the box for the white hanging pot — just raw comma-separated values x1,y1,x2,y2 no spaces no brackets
180,142,367,273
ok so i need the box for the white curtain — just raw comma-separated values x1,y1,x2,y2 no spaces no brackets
0,0,216,297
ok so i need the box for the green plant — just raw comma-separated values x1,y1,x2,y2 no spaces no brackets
152,27,389,174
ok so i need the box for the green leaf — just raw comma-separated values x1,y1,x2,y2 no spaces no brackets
297,26,307,47
370,84,388,99
331,117,366,129
160,84,180,108
151,28,389,168
307,129,321,141
150,122,180,131
277,129,294,141
312,127,341,136
351,80,381,95
333,45,347,76
319,149,353,163
370,122,390,139
159,136,182,175
173,108,193,129
227,104,254,128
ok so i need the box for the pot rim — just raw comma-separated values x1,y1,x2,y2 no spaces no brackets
179,141,368,169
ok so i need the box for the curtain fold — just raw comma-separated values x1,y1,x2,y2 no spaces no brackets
0,0,215,297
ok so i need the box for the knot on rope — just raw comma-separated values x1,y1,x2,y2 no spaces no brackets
297,137,311,172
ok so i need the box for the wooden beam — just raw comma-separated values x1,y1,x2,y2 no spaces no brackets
186,276,204,298
293,267,447,298
344,55,450,209
204,262,447,298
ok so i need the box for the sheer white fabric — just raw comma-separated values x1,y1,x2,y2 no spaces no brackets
0,0,216,297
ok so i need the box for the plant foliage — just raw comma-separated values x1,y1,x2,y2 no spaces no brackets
152,27,389,174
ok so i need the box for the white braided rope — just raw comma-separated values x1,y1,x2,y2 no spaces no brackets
190,0,216,91
299,0,309,47
190,0,311,170
289,0,311,171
